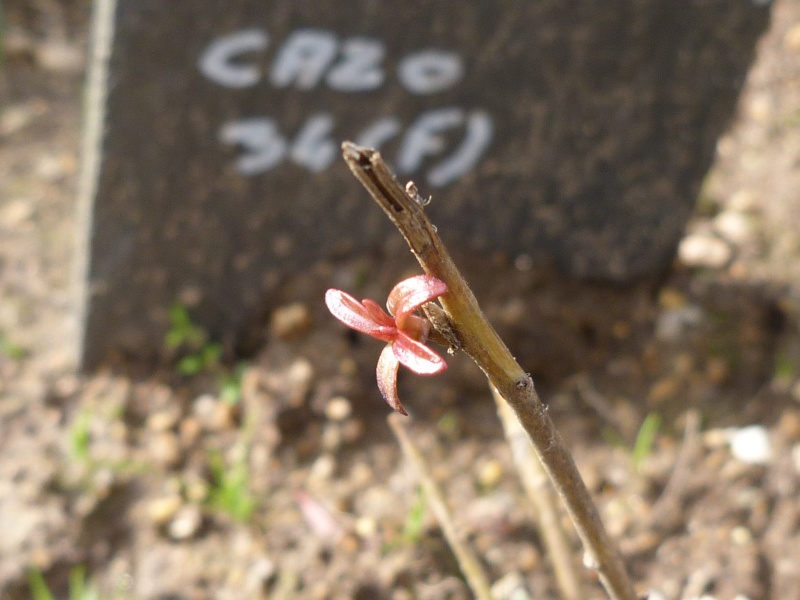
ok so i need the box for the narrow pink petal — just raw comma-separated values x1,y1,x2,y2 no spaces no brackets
325,289,396,340
392,332,448,375
399,313,431,342
377,344,406,415
386,275,448,319
362,298,396,329
293,489,342,540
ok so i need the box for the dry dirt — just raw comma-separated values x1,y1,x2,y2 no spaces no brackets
2,1,800,599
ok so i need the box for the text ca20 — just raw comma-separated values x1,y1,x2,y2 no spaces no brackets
198,27,494,187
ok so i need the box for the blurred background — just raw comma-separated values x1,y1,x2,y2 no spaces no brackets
1,1,800,598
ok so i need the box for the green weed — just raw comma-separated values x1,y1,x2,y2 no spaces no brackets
164,303,245,404
27,565,99,600
0,332,25,360
631,413,662,472
207,447,256,522
402,485,427,543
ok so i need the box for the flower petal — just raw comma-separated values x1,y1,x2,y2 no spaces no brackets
377,344,406,415
361,298,396,329
325,289,396,340
392,332,448,375
386,275,448,319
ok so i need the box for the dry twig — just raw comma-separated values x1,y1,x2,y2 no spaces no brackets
491,385,584,600
343,142,636,600
388,414,494,600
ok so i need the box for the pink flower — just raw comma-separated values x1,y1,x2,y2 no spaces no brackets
325,275,448,415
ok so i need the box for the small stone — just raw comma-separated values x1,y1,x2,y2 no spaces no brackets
491,572,531,600
149,495,182,525
703,428,730,449
325,396,352,421
341,419,365,443
728,189,759,213
183,476,209,504
714,211,753,244
791,444,800,473
658,288,687,309
245,558,276,593
655,305,703,341
354,516,377,538
148,431,181,468
678,233,732,269
0,199,34,227
270,303,312,339
784,22,800,51
192,394,235,431
192,394,217,424
477,459,504,488
310,453,336,481
731,526,753,545
746,93,772,123
147,405,181,431
179,417,202,447
35,40,84,73
612,321,632,339
705,357,730,386
321,424,342,452
791,380,800,403
647,377,681,405
168,505,203,540
776,411,800,441
727,425,772,465
338,533,360,554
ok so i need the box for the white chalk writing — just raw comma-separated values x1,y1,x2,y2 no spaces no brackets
198,27,493,186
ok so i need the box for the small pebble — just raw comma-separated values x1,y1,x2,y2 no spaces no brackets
658,288,687,309
705,357,730,386
791,444,800,473
655,305,703,341
168,505,203,540
647,377,681,405
791,380,800,403
491,572,531,600
727,425,772,465
341,418,365,443
714,211,753,245
147,406,181,432
321,424,342,452
477,459,504,488
777,411,800,440
784,22,800,51
148,431,181,468
731,526,753,545
354,516,377,538
728,189,759,213
149,495,182,525
270,303,311,339
36,40,84,73
245,558,276,593
678,233,732,268
192,394,236,431
179,417,202,447
310,453,336,481
325,396,352,421
184,477,210,504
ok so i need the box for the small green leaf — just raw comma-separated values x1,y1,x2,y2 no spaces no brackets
27,569,55,600
402,485,426,543
0,333,26,360
70,409,92,462
632,413,662,471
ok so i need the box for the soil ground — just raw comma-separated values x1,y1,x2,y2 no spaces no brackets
2,1,800,599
